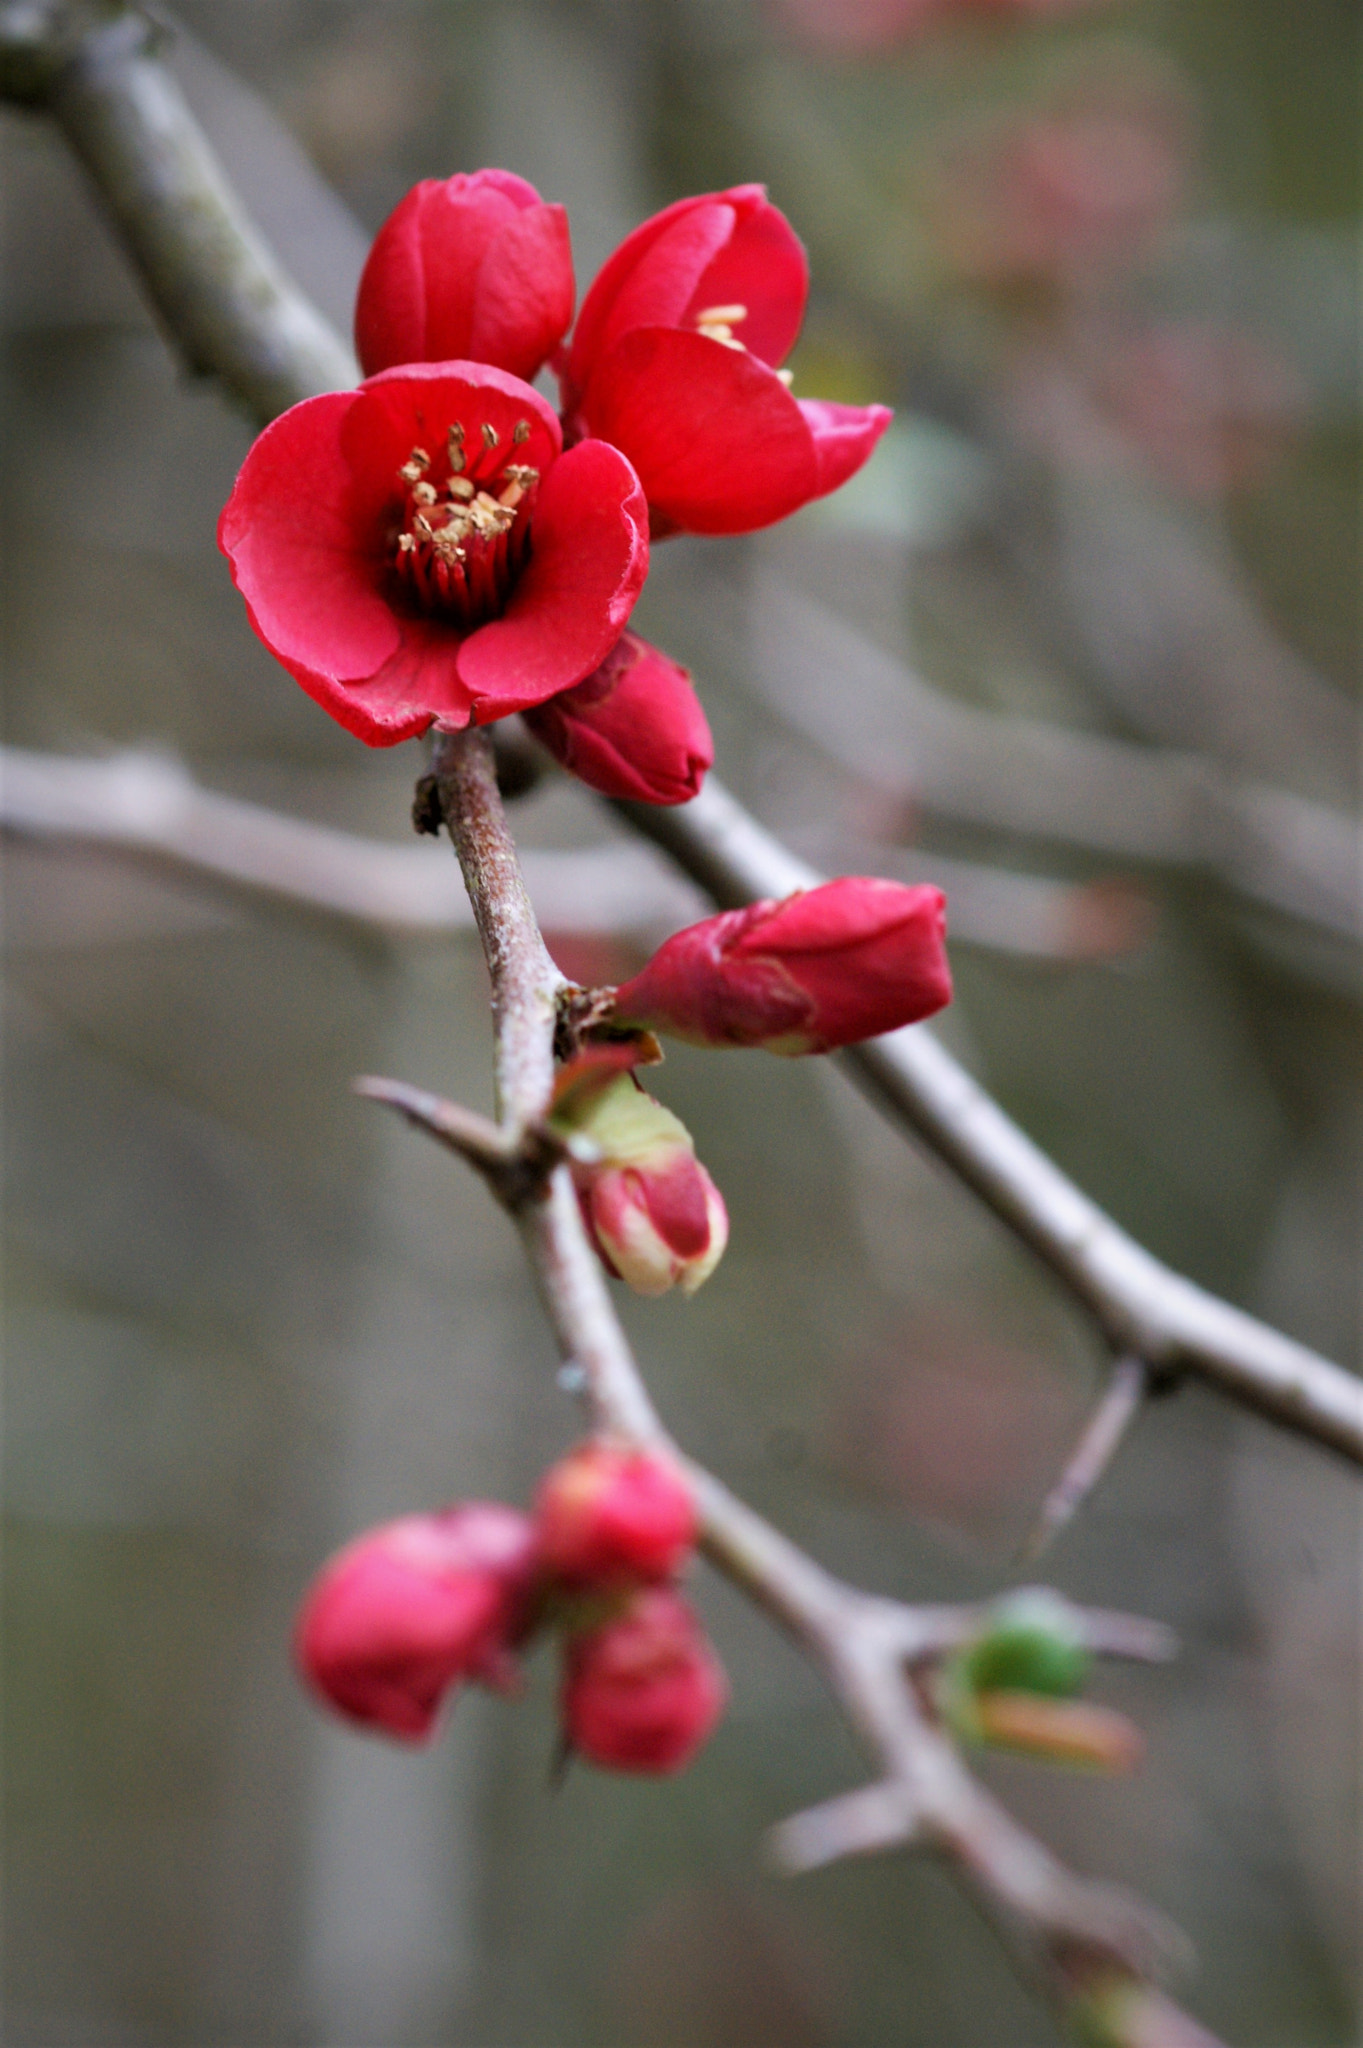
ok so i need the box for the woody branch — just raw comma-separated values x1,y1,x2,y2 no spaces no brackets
389,725,1212,2045
0,0,1356,1480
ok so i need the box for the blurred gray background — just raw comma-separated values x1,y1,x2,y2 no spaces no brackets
2,2,1358,2043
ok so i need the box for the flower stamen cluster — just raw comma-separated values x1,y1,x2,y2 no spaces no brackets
391,423,540,625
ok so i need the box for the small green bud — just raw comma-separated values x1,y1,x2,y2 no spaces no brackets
961,1589,1091,1699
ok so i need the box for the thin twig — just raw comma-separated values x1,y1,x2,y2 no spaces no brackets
613,776,1363,1466
1021,1356,1150,1563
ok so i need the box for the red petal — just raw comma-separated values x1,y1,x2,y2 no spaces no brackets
218,392,424,740
465,168,544,210
589,203,737,360
640,1152,714,1259
730,877,933,957
342,361,560,511
569,189,763,390
458,439,648,720
354,181,502,375
355,173,570,379
683,199,809,367
800,397,894,497
581,328,818,534
469,203,575,383
523,631,712,804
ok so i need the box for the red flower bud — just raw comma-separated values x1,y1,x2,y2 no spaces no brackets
554,1071,728,1297
354,171,575,386
561,1586,727,1773
294,1504,539,1742
611,877,952,1055
522,631,713,805
535,1440,697,1586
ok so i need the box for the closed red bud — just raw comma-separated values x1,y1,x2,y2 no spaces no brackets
522,631,713,805
556,1072,728,1297
294,1504,539,1743
536,1440,697,1586
354,170,574,385
561,1586,727,1773
611,877,951,1055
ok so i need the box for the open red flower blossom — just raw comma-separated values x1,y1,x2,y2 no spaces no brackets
354,170,574,386
610,877,952,1054
535,1440,697,1587
561,1585,727,1773
560,185,891,535
295,1504,541,1742
522,631,712,804
219,361,648,745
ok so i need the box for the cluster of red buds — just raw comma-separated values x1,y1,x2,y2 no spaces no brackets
295,1441,726,1775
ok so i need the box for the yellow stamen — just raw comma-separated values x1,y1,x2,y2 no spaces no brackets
447,424,466,475
398,446,430,484
695,303,747,325
481,422,499,451
512,419,531,445
448,476,475,501
699,322,735,342
412,481,438,506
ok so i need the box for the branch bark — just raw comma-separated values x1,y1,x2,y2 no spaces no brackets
0,0,356,418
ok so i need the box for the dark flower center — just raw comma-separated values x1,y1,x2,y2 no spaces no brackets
392,416,540,628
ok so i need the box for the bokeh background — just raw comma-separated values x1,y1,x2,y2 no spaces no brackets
2,2,1359,2043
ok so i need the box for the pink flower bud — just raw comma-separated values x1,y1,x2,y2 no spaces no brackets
522,631,713,805
561,1586,727,1773
354,171,575,385
294,1504,540,1742
556,1071,728,1297
611,877,951,1055
535,1440,697,1586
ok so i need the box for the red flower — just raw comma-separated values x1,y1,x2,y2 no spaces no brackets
295,1504,541,1742
354,169,575,386
219,361,648,745
535,1440,697,1587
561,185,891,535
522,630,713,804
561,1585,727,1773
610,877,952,1054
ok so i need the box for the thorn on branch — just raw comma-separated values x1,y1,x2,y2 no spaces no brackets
768,1779,921,1874
1021,1355,1149,1563
354,1073,569,1206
